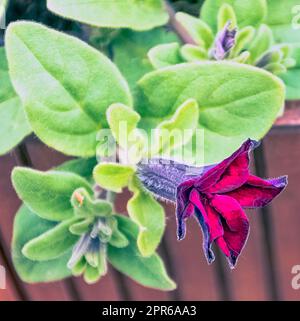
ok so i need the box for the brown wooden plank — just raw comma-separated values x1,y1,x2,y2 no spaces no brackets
0,254,21,301
228,209,269,300
275,101,300,128
229,101,300,300
263,130,300,300
122,278,171,301
25,138,72,171
227,162,269,300
70,274,121,301
0,274,19,301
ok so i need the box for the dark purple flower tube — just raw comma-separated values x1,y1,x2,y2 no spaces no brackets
137,139,287,268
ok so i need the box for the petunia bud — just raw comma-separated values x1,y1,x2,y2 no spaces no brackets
212,21,237,60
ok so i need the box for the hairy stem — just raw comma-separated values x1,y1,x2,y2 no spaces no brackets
165,0,196,44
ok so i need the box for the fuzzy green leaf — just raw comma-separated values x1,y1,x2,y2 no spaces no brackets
93,163,135,193
281,44,300,100
107,103,141,148
109,229,129,248
12,206,73,283
96,131,117,160
0,47,31,155
108,215,176,291
265,0,300,43
180,44,208,62
248,24,274,64
176,12,214,48
5,21,132,157
71,258,86,277
232,51,250,63
83,265,101,284
12,167,93,221
137,61,284,163
47,0,168,31
22,218,78,261
107,103,145,163
56,158,97,179
152,99,199,156
201,0,267,32
230,26,255,57
148,43,183,69
107,217,129,248
265,62,286,75
128,178,165,257
69,218,93,236
217,3,237,31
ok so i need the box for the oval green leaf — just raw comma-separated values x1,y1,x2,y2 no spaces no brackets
148,43,184,69
22,218,78,261
281,44,300,100
5,21,132,156
93,163,135,193
107,103,141,148
201,0,267,32
12,206,73,283
0,47,31,155
107,215,176,291
153,99,199,155
12,167,93,221
47,0,169,31
176,12,214,48
128,178,165,257
137,61,285,163
265,0,300,43
56,158,97,179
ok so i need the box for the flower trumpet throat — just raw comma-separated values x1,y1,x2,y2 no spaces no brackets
137,139,287,268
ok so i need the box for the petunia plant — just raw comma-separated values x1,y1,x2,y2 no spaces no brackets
0,0,292,290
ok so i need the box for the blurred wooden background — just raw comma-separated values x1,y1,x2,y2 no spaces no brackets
0,102,300,301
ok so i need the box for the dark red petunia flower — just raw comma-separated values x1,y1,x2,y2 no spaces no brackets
137,139,287,268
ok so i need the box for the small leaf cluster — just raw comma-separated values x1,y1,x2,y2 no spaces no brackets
149,4,295,76
68,188,128,283
12,160,175,290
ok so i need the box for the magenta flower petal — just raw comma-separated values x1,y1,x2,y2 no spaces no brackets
175,180,195,240
190,189,224,263
210,195,250,267
194,139,259,192
194,207,216,263
225,174,288,208
176,201,194,240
